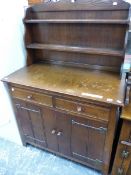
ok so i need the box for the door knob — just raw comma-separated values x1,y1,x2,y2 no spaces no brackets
57,131,62,136
71,0,76,3
27,95,32,99
11,88,15,91
51,129,56,135
77,106,82,112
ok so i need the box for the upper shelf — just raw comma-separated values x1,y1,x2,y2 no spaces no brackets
24,19,129,24
26,43,124,57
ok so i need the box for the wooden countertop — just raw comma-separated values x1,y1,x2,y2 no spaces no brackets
3,63,126,106
121,103,131,121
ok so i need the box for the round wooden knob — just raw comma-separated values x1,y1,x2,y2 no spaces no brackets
11,88,15,92
113,2,118,6
71,0,76,3
51,129,56,135
77,106,82,112
27,95,32,99
57,131,62,136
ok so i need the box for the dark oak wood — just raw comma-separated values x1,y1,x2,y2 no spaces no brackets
54,97,110,122
2,1,130,175
24,0,130,72
11,94,117,173
14,99,47,147
71,116,107,170
24,19,129,24
26,43,124,57
3,64,126,106
112,74,131,175
25,22,127,71
111,120,131,175
10,86,53,107
43,108,71,156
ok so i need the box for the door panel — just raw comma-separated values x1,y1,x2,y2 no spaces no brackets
71,117,88,160
27,103,46,146
15,100,34,138
42,108,71,155
55,112,71,156
88,120,106,161
42,108,58,151
71,116,107,170
14,99,46,147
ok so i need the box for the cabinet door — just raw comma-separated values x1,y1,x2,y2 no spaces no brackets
71,116,107,170
55,111,71,156
43,108,71,156
14,99,46,147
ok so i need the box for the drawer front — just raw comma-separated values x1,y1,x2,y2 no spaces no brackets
55,98,110,121
10,87,52,107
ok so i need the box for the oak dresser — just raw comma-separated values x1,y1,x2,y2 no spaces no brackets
112,75,131,175
111,35,131,175
2,0,130,175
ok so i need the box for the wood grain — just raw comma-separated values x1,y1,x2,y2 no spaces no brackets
26,43,124,57
3,64,126,106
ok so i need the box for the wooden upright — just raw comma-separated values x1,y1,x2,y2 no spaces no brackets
2,0,130,175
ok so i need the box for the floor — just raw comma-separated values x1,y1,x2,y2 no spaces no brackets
0,121,22,145
0,121,101,175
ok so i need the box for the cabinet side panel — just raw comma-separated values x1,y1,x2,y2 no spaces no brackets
103,106,118,174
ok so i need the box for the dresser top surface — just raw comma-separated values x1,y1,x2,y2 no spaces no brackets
4,64,125,106
121,103,131,121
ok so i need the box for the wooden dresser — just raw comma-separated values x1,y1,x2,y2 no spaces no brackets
111,42,131,175
112,79,131,175
2,1,130,175
111,105,131,175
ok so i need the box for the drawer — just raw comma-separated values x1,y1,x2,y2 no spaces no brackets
10,87,52,107
55,98,110,121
